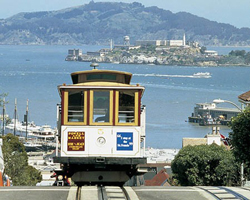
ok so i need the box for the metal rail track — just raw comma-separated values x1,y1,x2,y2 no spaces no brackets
241,187,250,192
197,186,249,200
219,186,249,200
76,186,130,200
76,186,81,200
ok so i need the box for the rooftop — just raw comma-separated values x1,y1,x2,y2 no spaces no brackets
70,69,132,85
238,90,250,102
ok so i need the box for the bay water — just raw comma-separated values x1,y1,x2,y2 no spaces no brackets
0,45,250,149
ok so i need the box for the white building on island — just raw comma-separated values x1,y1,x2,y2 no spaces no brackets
136,33,187,47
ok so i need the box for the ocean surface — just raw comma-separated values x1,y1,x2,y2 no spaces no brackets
0,45,250,149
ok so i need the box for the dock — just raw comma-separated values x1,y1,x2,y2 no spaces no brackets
188,102,240,126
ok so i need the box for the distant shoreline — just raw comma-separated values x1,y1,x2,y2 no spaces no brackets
66,59,250,67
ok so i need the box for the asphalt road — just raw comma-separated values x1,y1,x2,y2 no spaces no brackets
1,186,250,200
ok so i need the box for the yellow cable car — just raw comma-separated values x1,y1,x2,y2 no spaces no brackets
54,64,146,186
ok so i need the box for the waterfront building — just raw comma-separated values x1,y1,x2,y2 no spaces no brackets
113,45,130,50
66,49,82,61
169,40,183,46
193,103,239,119
99,48,111,56
128,45,141,50
169,33,186,47
68,49,82,57
136,33,186,47
204,50,218,56
188,102,240,126
86,51,101,56
135,40,167,47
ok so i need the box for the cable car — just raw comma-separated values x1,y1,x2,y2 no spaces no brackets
54,64,146,186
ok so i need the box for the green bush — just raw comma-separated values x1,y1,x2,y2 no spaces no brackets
171,144,240,186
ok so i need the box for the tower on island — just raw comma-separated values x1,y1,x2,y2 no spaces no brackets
183,33,186,46
124,36,130,46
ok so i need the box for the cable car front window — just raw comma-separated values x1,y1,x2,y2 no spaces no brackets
93,91,110,123
68,91,84,122
118,91,135,123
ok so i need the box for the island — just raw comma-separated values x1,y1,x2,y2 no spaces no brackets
65,36,250,66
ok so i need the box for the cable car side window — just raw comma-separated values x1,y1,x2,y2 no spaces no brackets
115,90,139,126
68,91,84,122
63,90,87,125
90,90,113,125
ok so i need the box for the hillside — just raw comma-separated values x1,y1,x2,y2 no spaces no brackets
0,1,250,46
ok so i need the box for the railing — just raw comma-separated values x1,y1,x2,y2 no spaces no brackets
68,106,84,122
118,110,135,123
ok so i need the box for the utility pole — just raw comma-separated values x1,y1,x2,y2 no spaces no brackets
25,99,28,140
2,98,5,137
241,163,244,187
14,98,17,136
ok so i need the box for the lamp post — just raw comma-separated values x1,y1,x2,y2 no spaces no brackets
213,98,242,112
213,98,244,186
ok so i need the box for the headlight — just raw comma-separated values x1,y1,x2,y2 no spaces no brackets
97,137,106,145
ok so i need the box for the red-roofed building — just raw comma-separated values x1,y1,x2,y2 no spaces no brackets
145,169,170,186
238,90,250,109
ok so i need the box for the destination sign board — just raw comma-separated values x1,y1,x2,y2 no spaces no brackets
117,132,133,151
67,131,85,151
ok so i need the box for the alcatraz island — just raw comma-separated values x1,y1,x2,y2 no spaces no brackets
65,35,250,66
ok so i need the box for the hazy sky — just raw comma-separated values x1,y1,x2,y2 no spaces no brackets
0,0,249,28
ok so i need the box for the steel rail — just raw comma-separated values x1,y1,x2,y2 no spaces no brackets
197,186,249,200
219,186,249,200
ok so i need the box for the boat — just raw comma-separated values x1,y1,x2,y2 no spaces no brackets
23,142,42,152
198,113,221,126
6,119,41,134
22,121,41,132
5,119,23,131
30,125,56,141
193,72,211,78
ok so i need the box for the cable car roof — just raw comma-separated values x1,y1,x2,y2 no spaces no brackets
58,82,145,97
71,69,132,85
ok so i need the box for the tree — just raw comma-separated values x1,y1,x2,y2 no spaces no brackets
171,144,240,186
200,46,207,54
2,133,42,185
20,165,43,186
245,52,250,64
229,107,250,180
229,50,246,57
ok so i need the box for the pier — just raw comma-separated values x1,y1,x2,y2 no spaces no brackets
188,102,240,126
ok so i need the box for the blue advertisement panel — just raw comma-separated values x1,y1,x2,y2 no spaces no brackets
117,132,133,151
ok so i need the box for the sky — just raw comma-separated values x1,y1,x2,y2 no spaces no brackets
0,0,249,28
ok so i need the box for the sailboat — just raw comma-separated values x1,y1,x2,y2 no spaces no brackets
4,99,57,152
5,98,20,136
1,97,7,136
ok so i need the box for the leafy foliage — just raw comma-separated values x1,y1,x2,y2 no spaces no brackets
229,50,246,57
2,133,42,186
200,46,207,54
229,107,250,179
171,144,240,186
245,52,250,64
